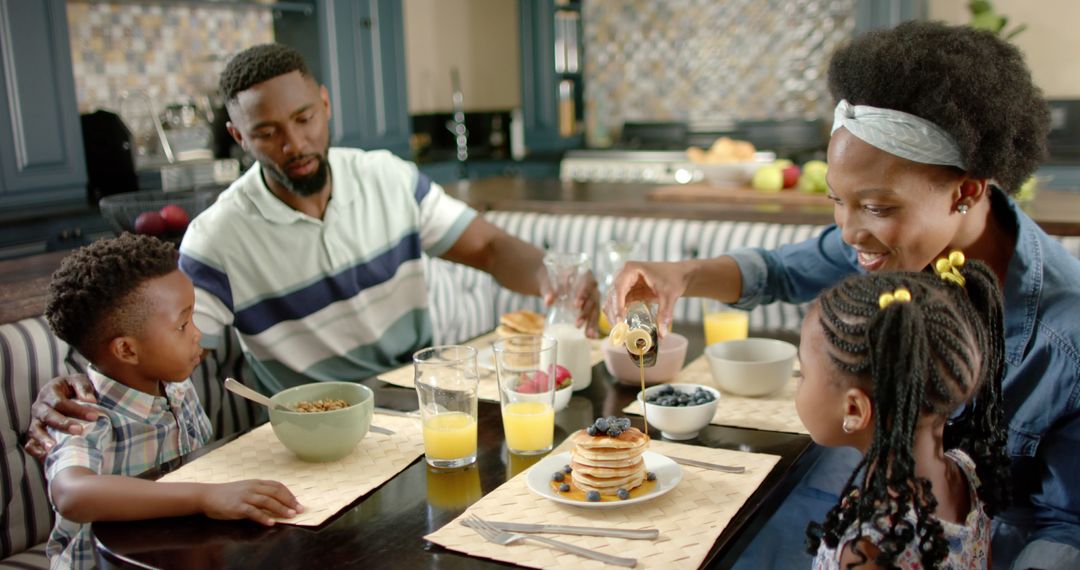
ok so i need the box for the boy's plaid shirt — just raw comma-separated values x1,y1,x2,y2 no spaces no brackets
45,367,212,569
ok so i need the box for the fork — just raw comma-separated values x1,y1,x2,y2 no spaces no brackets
463,514,637,568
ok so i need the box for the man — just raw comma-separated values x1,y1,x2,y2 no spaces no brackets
24,44,597,455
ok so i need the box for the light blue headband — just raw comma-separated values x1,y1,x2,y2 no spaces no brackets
831,99,965,170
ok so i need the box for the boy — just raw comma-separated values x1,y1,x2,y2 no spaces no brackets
43,234,301,569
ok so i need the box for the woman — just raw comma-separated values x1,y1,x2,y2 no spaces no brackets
610,21,1079,569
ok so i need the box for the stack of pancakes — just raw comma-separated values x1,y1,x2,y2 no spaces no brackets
496,310,546,369
496,309,545,339
570,428,650,494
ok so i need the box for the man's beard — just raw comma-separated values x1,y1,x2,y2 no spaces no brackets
266,154,330,197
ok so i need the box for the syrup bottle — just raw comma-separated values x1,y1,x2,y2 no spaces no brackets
609,301,659,367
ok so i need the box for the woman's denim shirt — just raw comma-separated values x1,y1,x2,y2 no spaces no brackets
728,188,1080,566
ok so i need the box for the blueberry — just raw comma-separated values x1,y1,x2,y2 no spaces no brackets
559,483,570,492
552,471,565,482
659,385,674,396
594,418,609,431
647,471,657,481
586,425,597,436
563,464,572,474
586,490,601,502
616,489,630,500
607,427,622,437
618,418,632,429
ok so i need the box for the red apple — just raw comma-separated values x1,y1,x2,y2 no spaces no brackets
133,211,166,236
159,204,190,233
781,165,801,189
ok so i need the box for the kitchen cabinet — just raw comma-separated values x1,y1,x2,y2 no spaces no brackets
316,0,412,157
519,0,584,153
0,0,87,221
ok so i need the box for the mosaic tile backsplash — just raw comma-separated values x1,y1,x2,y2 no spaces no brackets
582,0,856,146
66,1,274,113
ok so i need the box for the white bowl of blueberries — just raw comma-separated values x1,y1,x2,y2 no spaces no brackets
638,383,720,440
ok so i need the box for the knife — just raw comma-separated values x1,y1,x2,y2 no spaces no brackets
667,456,746,474
462,519,659,540
369,425,395,436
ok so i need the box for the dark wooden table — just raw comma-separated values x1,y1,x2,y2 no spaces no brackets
93,326,818,569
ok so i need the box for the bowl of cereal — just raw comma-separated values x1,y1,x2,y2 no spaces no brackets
268,382,373,462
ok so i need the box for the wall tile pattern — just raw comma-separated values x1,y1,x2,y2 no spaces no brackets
66,2,274,113
582,0,855,145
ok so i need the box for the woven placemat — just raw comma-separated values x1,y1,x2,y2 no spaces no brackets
157,413,424,526
425,437,779,569
377,331,606,402
623,355,808,435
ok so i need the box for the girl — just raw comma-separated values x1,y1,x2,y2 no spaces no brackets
610,20,1080,568
799,255,1009,569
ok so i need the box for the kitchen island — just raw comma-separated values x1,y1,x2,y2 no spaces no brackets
444,177,1080,236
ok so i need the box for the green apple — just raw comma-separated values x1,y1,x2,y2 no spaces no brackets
752,165,784,193
1016,176,1037,202
797,160,829,194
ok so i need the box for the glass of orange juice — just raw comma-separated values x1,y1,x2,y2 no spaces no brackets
414,346,479,469
702,299,750,347
493,335,557,455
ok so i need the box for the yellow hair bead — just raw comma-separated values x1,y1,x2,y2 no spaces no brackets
935,250,967,287
878,287,912,309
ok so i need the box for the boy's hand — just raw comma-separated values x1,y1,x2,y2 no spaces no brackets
25,374,99,458
200,480,302,526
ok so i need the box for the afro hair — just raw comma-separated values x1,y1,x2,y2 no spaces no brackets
46,234,179,359
828,20,1049,193
219,43,311,102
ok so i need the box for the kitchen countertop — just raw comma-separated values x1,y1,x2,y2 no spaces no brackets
444,177,1080,236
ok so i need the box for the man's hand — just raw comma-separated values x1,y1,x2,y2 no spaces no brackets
24,374,99,458
541,268,600,338
200,480,303,526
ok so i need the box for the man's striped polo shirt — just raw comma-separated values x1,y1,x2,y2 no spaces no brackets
179,148,477,394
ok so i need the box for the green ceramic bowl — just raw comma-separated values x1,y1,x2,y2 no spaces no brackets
268,382,374,462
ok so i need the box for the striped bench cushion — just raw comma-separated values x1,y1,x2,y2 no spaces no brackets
485,212,826,333
0,316,258,562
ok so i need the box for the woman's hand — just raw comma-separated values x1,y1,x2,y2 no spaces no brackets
606,261,696,337
24,374,99,458
200,480,303,526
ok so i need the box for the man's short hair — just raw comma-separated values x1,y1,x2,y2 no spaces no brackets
219,43,311,101
46,234,179,359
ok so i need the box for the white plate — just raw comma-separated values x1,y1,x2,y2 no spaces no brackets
525,451,682,509
476,346,496,370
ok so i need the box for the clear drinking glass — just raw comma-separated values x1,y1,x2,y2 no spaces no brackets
414,346,479,469
702,299,750,347
596,241,644,335
493,335,558,455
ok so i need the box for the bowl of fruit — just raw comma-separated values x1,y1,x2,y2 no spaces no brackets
517,364,573,412
98,188,223,244
638,383,720,440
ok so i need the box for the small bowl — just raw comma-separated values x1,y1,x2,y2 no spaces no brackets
554,384,572,412
638,383,721,440
705,338,797,397
603,332,689,386
269,382,374,462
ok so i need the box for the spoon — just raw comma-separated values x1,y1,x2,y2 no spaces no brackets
224,378,395,436
224,378,290,411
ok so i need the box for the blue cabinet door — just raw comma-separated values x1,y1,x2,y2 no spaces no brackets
0,0,87,216
317,0,411,157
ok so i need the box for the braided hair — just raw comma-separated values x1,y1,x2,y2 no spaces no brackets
805,260,1009,568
